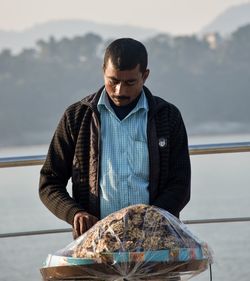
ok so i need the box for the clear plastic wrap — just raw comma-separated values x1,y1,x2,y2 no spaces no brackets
40,204,213,280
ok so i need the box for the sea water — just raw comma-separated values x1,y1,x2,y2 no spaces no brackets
0,134,250,281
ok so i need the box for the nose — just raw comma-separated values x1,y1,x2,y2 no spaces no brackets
115,82,125,95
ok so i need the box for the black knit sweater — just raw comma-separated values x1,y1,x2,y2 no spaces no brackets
39,86,191,225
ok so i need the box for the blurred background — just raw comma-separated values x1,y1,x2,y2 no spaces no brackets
0,1,250,280
1,0,250,146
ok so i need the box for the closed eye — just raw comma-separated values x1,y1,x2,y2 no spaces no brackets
107,77,137,86
125,80,137,86
109,78,119,86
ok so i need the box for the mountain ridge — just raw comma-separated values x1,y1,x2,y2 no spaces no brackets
200,2,250,35
0,19,159,53
1,2,250,53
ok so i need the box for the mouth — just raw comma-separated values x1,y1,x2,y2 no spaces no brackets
113,96,130,101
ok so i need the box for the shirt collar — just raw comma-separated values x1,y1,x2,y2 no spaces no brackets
97,88,149,116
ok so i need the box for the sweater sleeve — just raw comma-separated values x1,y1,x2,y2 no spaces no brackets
39,109,86,225
152,108,191,217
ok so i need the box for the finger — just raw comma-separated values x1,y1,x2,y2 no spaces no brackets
74,217,80,237
86,215,98,230
79,217,87,235
84,216,93,231
72,228,78,240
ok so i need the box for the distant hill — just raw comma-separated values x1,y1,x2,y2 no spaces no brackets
1,26,250,147
201,2,250,35
0,19,159,53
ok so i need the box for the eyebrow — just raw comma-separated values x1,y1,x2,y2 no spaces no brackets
107,76,137,83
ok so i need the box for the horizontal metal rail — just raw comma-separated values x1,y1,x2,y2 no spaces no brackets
189,141,250,155
0,141,250,168
1,217,250,238
0,154,45,168
0,228,72,238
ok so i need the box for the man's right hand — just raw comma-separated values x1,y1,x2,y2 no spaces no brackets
73,211,99,239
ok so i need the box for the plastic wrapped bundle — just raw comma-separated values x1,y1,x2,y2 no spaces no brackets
40,204,213,280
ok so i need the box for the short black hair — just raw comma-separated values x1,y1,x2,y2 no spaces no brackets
103,38,148,73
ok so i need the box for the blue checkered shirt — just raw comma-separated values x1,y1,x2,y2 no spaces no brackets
97,89,149,218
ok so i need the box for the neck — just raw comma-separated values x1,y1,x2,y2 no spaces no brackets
108,93,142,120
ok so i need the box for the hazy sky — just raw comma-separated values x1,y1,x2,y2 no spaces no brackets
1,0,249,34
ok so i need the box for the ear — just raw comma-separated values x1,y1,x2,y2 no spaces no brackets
102,64,106,74
142,69,150,83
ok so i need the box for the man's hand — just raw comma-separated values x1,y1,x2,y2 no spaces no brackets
73,211,99,238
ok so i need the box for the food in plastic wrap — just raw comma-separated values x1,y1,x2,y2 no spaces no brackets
40,204,213,280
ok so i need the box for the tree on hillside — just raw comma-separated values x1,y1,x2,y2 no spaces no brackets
1,27,250,146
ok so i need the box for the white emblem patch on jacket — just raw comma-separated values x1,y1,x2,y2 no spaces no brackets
159,137,167,148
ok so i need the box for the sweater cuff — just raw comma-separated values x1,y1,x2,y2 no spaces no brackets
66,206,86,225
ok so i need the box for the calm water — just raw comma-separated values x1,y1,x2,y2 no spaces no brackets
0,134,250,281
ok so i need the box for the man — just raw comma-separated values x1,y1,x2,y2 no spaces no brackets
39,38,191,239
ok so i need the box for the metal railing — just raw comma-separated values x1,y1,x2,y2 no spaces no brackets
1,141,250,169
1,216,250,238
0,141,250,238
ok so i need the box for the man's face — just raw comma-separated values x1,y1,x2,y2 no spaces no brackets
103,59,149,106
